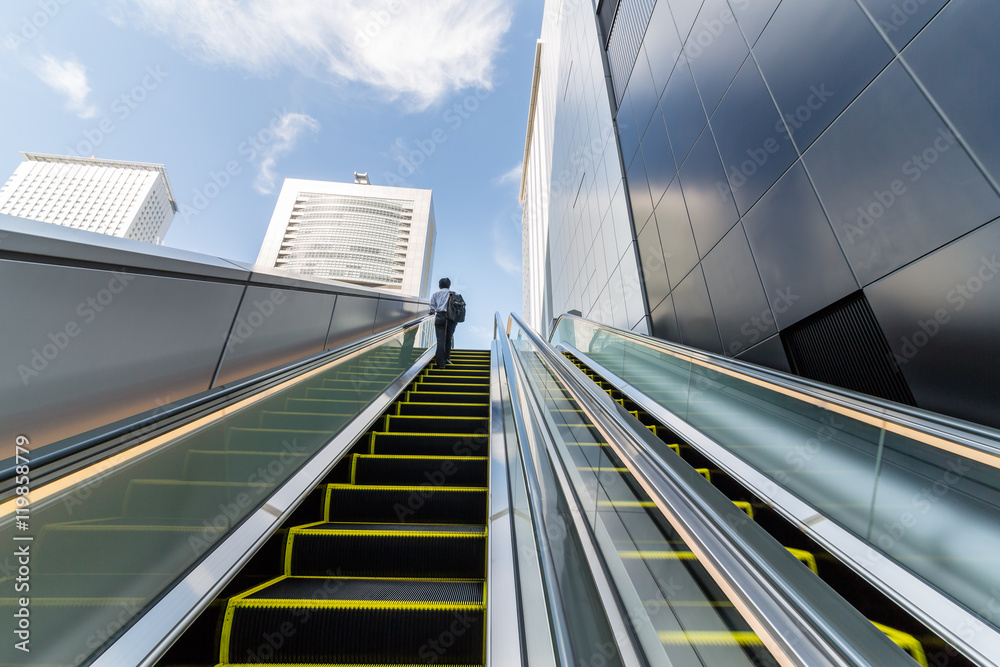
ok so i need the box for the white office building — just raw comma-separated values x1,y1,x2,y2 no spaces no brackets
0,153,176,244
257,174,435,297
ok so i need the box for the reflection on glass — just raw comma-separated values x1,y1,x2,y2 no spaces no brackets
514,320,778,666
0,321,434,666
550,315,1000,630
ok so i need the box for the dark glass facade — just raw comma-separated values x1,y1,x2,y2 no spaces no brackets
602,0,1000,426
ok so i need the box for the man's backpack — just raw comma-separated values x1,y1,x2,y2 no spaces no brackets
446,292,466,322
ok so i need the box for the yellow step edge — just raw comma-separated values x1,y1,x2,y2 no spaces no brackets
696,468,712,482
289,527,487,538
406,390,490,396
387,415,487,421
618,548,818,574
221,574,485,663
397,401,490,407
658,631,763,647
327,483,487,492
356,454,488,461
785,548,819,575
871,622,929,667
599,500,656,508
219,664,480,667
231,599,486,612
371,431,488,438
733,501,755,519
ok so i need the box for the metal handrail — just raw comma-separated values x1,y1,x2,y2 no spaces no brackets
486,336,527,666
513,312,913,666
550,313,1000,468
565,340,1000,666
93,322,438,666
494,313,577,666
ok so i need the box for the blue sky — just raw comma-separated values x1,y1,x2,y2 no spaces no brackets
1,0,542,350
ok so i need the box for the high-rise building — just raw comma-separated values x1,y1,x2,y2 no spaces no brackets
257,174,435,296
0,152,176,243
522,0,1000,427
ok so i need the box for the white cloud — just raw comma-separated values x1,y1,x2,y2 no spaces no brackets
115,0,513,111
495,162,522,186
28,54,98,118
253,112,321,194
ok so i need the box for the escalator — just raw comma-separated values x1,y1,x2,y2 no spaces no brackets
5,310,999,667
164,349,493,665
514,356,781,666
560,350,932,667
541,313,1000,667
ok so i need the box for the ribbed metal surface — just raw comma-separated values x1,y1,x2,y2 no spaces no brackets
228,606,485,663
606,0,656,105
289,531,487,578
597,0,621,46
325,486,488,524
353,456,489,487
783,294,916,406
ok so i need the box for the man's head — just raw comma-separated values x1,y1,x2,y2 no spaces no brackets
439,277,451,289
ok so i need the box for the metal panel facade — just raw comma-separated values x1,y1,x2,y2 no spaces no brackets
526,0,1000,425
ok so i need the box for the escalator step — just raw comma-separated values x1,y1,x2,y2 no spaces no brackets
397,401,488,417
406,391,489,404
370,432,489,457
423,369,490,377
286,522,486,578
413,384,490,395
222,577,484,665
352,454,488,487
417,375,489,385
325,485,488,524
385,415,488,434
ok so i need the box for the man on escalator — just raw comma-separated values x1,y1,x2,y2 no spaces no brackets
428,277,466,368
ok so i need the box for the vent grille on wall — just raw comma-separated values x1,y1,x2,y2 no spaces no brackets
782,293,916,406
605,0,655,106
597,0,621,47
